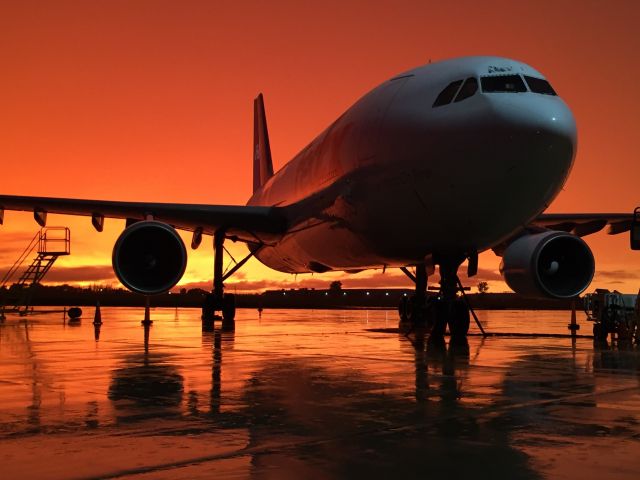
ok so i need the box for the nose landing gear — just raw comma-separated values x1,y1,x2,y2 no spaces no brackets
399,258,484,339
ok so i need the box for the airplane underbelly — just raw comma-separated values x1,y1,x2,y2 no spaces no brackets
254,222,383,273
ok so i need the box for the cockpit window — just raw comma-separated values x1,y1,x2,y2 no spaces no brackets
433,80,463,107
454,77,478,102
523,75,557,95
480,75,527,93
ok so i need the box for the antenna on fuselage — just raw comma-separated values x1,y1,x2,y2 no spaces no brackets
253,93,274,193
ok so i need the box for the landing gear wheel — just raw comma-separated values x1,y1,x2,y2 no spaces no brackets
222,294,236,329
448,300,470,338
399,295,427,328
398,296,409,323
202,294,216,321
430,301,448,338
408,296,427,324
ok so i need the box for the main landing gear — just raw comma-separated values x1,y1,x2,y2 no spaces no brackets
399,258,480,339
201,230,260,331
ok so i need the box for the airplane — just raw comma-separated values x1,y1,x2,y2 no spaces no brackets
1,56,639,337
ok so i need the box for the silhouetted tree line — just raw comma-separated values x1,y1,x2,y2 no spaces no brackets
0,283,576,310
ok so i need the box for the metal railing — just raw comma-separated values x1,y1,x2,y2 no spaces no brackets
1,227,70,289
38,227,71,255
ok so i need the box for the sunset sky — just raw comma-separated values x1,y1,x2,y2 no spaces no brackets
1,0,639,294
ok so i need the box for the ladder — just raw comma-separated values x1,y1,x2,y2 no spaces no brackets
1,227,70,315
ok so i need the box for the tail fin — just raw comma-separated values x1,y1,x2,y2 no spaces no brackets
253,93,274,193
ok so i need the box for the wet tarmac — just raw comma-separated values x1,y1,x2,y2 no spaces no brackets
1,307,640,479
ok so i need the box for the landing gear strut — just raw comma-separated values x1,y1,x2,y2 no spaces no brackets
399,257,479,339
438,258,470,338
398,264,429,325
201,230,260,330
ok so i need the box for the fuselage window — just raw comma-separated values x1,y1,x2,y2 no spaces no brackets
432,80,463,107
523,75,557,95
480,75,527,93
454,77,478,102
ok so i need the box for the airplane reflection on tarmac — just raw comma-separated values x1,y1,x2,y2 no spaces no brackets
108,358,183,416
238,336,539,479
200,326,234,416
2,309,640,479
404,329,471,405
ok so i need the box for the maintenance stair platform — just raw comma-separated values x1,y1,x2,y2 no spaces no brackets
1,227,70,315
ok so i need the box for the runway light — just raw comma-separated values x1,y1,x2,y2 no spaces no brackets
385,292,389,296
366,292,370,295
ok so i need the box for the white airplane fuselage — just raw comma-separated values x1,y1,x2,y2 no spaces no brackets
248,56,577,274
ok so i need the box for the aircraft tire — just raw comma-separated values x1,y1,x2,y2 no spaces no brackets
222,294,236,322
398,296,409,323
201,294,216,321
430,301,448,338
448,300,470,338
402,295,427,325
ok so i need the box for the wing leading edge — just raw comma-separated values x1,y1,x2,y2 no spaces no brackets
0,194,288,245
490,212,634,257
531,213,634,237
0,195,635,251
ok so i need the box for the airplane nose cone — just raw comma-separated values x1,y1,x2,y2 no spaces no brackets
486,94,577,156
459,92,578,234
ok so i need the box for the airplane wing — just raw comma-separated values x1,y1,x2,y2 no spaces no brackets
0,194,635,247
488,212,635,256
531,213,634,236
0,194,288,245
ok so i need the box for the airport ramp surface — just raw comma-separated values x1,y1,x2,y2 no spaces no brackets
1,308,639,480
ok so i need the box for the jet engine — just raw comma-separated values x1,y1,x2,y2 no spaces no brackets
500,231,595,299
112,221,187,295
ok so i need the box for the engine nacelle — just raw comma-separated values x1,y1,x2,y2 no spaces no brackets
112,221,187,295
500,231,595,299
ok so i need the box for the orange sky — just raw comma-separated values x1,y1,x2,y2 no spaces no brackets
1,0,639,294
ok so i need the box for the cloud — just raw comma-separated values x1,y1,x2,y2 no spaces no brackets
0,232,44,262
179,266,509,293
593,269,640,281
230,270,247,280
1,264,118,284
0,231,39,246
460,268,504,282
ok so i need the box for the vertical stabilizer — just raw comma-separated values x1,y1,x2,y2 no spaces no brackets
253,94,274,192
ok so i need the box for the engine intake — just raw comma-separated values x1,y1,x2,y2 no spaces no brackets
112,221,187,295
500,231,595,299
